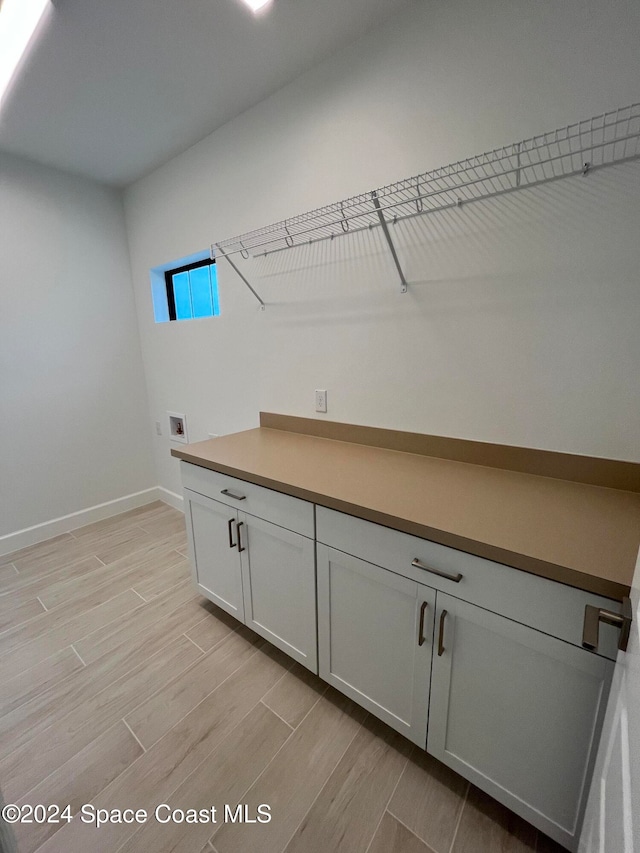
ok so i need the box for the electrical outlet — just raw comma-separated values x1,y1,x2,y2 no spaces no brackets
315,389,327,413
155,421,162,436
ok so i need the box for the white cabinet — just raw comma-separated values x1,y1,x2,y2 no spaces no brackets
240,513,317,672
428,593,613,852
315,506,622,852
181,462,623,852
317,544,436,747
182,464,317,673
185,489,245,620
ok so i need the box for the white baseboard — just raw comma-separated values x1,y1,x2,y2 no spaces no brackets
0,487,164,558
157,488,184,512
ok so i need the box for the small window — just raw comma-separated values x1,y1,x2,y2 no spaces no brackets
164,258,219,321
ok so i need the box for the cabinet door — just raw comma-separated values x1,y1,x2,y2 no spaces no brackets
428,593,613,852
317,544,435,747
239,514,317,672
184,489,244,621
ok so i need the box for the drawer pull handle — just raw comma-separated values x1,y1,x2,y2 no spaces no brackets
438,609,448,656
227,517,236,549
221,489,246,501
582,596,632,653
418,601,428,646
411,558,463,583
236,521,246,553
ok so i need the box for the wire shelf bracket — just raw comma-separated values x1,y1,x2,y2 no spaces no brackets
212,102,640,303
372,190,408,292
213,245,266,310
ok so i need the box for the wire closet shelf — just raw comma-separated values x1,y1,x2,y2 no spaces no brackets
213,102,640,303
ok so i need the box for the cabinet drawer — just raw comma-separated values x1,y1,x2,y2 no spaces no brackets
316,506,622,660
181,462,314,538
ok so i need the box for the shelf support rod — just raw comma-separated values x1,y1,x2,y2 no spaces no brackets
214,245,266,310
371,191,408,293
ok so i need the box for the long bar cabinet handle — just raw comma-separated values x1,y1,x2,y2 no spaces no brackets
412,558,463,583
227,517,236,549
438,610,448,656
221,489,246,501
418,601,428,646
582,596,632,653
236,521,246,553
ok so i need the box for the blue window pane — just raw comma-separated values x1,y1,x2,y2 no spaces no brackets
190,265,213,318
210,264,220,316
173,271,192,320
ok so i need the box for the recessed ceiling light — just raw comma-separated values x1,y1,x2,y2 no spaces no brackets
240,0,273,14
0,0,50,107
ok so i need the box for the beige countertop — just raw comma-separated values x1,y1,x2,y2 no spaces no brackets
172,416,640,601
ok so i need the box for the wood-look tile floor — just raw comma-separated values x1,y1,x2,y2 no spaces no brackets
0,502,566,853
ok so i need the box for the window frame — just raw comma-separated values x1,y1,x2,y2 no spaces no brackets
164,257,217,321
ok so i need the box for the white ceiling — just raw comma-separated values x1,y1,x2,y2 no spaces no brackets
0,0,412,186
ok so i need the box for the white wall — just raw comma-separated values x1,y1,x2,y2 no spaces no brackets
124,0,640,497
0,152,155,542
